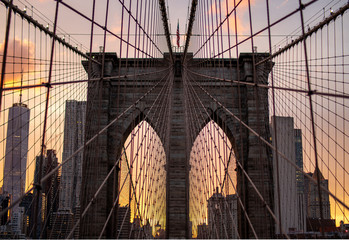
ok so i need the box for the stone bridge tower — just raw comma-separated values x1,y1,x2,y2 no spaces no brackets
79,52,274,238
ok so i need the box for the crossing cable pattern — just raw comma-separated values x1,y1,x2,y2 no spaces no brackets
0,0,169,238
184,0,349,238
0,0,349,239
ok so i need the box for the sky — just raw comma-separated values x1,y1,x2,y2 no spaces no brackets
1,0,346,53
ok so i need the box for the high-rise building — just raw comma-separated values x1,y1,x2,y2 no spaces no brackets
3,103,30,205
207,189,238,239
305,169,333,233
33,149,60,238
270,116,303,234
10,207,25,236
305,168,331,220
49,209,73,239
2,103,30,234
226,194,238,238
130,216,142,239
19,193,33,237
294,129,306,232
59,100,86,212
197,223,209,239
0,193,10,225
117,206,130,239
294,129,304,193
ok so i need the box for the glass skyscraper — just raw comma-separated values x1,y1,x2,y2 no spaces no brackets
3,102,30,233
3,103,30,206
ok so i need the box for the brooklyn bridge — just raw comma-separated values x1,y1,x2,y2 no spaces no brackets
0,0,349,238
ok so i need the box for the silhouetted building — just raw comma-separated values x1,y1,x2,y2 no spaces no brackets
294,129,306,232
207,189,238,239
117,206,131,238
130,216,142,239
33,149,60,238
19,193,33,236
129,216,152,238
45,150,60,237
294,129,304,193
154,223,166,239
72,205,80,238
2,103,30,234
142,220,152,239
155,228,166,239
188,220,192,239
306,218,336,233
49,209,73,239
305,168,331,220
197,223,209,239
0,193,10,225
340,221,349,237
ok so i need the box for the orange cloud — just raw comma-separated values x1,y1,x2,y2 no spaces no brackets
0,38,35,87
224,15,246,35
207,0,256,34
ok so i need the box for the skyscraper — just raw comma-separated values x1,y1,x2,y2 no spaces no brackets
59,100,86,212
197,223,209,239
270,116,302,234
294,129,304,193
32,149,60,238
2,103,30,234
0,193,10,225
294,129,306,232
3,103,30,203
306,168,331,219
304,168,332,232
18,193,33,236
49,210,73,239
117,206,130,239
207,189,238,239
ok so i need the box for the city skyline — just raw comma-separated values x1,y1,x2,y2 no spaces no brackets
1,1,348,203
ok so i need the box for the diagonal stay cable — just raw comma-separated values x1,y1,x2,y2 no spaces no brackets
115,74,171,239
184,72,259,238
41,71,169,186
187,68,349,212
117,0,164,56
186,68,349,99
189,0,319,66
1,67,170,91
256,2,349,67
58,1,161,59
71,72,171,238
186,72,288,238
0,71,169,218
66,71,172,238
98,149,130,239
184,64,247,237
0,0,97,63
190,0,243,58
